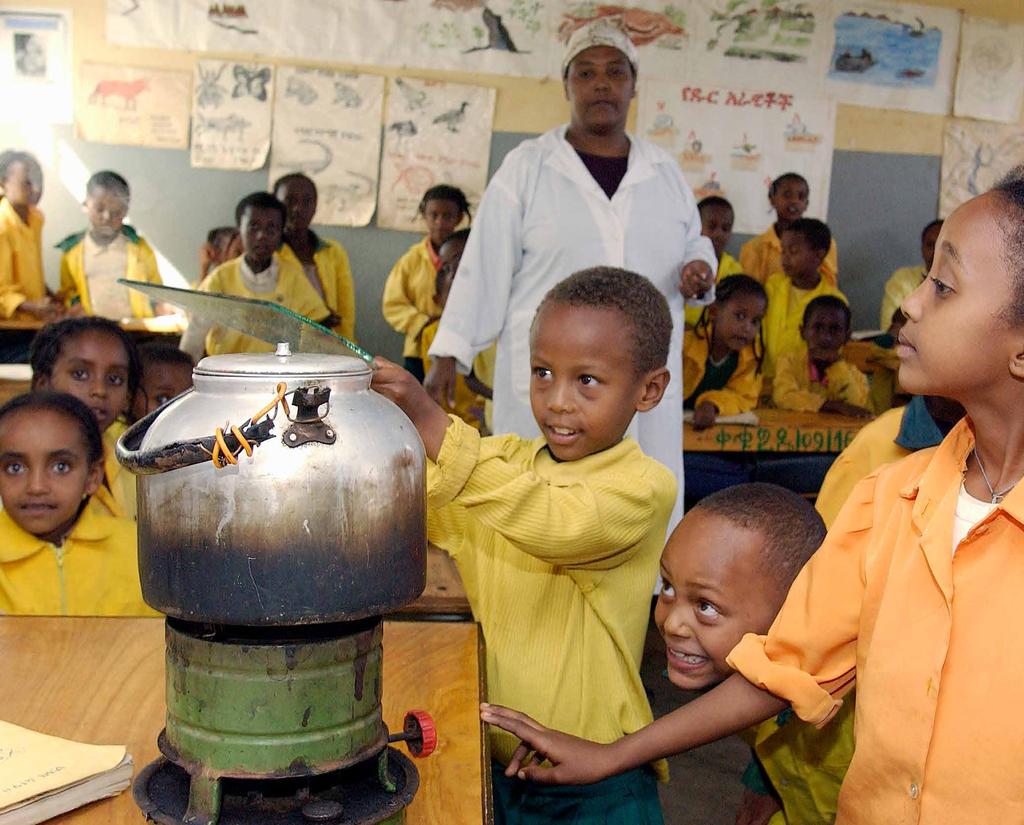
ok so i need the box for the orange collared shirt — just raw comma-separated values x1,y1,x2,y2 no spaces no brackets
728,417,1024,824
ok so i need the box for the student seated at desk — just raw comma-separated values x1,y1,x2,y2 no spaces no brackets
740,173,838,287
180,192,332,359
762,218,847,377
55,170,162,320
772,295,872,418
684,274,766,430
0,392,152,616
30,317,141,520
878,219,942,330
130,343,194,421
482,483,854,825
198,226,241,285
685,196,745,327
865,308,909,414
373,267,677,824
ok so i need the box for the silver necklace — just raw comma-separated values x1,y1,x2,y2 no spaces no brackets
972,448,1023,504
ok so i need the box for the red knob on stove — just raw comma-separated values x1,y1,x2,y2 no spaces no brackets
404,710,437,758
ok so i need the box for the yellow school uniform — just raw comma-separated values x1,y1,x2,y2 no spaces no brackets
741,697,855,825
473,343,496,432
420,319,482,429
682,328,761,415
381,237,440,358
684,251,745,327
740,226,838,287
771,345,870,413
879,265,925,330
56,226,162,318
0,506,154,616
198,255,331,356
92,419,137,521
762,273,847,377
279,235,356,341
427,417,676,778
0,198,45,319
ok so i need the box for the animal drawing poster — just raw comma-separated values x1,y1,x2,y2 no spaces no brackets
824,2,960,115
0,9,72,123
688,0,833,93
191,60,274,172
638,78,836,234
76,63,191,149
953,15,1024,125
377,77,496,232
268,68,384,227
940,119,1024,218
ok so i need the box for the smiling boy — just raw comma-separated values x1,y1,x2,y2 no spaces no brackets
373,266,677,824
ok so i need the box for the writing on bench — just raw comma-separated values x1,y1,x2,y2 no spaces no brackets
711,425,857,453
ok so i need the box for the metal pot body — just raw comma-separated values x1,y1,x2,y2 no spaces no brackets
130,353,426,625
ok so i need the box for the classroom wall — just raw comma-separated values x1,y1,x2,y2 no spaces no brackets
3,0,1023,357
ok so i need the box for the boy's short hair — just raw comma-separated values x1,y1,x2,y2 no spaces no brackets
86,170,130,201
992,165,1024,325
693,482,825,594
271,171,316,197
537,267,672,375
770,172,809,196
0,150,42,186
235,191,286,226
206,226,237,246
784,218,831,253
921,218,943,240
698,195,733,214
139,342,194,371
802,294,851,330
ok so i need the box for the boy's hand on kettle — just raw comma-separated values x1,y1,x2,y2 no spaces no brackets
371,357,450,461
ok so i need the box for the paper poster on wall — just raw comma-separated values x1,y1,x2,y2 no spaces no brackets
689,0,833,92
953,15,1024,125
824,2,960,115
377,77,496,232
0,9,72,123
76,63,191,149
638,78,836,235
268,68,384,228
190,60,274,172
940,119,1024,218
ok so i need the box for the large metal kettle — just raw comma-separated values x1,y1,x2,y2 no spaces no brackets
117,345,426,626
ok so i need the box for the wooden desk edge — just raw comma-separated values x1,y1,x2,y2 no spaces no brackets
478,626,494,825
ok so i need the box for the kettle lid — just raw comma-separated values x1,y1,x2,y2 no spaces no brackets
195,344,370,378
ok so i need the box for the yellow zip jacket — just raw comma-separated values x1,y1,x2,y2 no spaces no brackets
55,226,161,318
0,198,45,319
381,237,440,357
92,419,137,520
427,416,676,779
740,695,855,825
279,234,356,341
682,328,762,415
197,254,331,355
772,345,870,413
684,251,745,328
0,506,155,616
740,225,838,287
762,273,847,377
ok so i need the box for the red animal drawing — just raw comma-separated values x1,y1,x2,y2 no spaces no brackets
559,6,686,46
89,78,149,109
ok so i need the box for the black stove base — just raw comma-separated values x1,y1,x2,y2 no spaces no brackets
133,748,418,825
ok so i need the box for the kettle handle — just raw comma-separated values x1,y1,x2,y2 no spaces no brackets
115,390,276,475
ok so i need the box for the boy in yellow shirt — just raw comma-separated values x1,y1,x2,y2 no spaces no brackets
772,295,872,417
56,170,162,319
740,172,838,286
180,192,332,359
0,391,151,616
878,219,942,330
373,266,677,824
685,195,745,327
762,218,847,377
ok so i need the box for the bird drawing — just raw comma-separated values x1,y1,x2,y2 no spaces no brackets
432,101,469,133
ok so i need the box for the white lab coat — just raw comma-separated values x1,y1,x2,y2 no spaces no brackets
428,125,716,526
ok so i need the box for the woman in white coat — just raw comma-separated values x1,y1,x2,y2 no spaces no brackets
425,21,716,525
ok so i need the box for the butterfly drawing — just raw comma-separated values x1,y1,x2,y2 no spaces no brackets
232,65,271,101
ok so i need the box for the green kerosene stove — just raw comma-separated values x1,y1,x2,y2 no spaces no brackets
118,348,433,825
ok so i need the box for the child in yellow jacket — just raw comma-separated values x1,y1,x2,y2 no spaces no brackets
0,391,152,616
373,266,677,823
684,274,766,429
740,172,838,286
685,195,745,327
772,295,873,418
381,184,469,381
56,170,162,319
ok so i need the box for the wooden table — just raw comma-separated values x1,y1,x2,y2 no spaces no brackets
684,408,868,453
398,546,471,619
0,364,32,405
0,617,489,824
